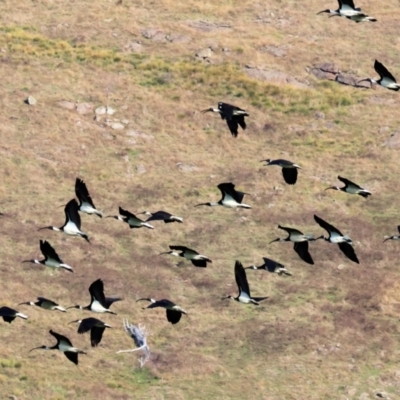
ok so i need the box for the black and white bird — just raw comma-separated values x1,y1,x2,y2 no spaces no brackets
317,0,363,17
137,298,187,324
159,245,212,268
75,178,103,218
116,319,150,367
383,226,400,243
0,306,28,323
314,214,359,263
38,199,90,243
67,279,121,314
344,14,376,22
261,159,301,185
30,330,86,365
69,317,111,347
22,240,73,273
18,297,66,312
245,257,292,276
358,60,400,91
269,226,315,265
223,260,268,305
201,102,249,137
138,210,183,224
325,176,371,198
195,182,251,209
106,207,154,229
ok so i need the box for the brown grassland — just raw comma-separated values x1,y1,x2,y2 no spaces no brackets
1,0,400,399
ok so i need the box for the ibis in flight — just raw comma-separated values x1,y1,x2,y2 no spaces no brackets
116,319,151,367
137,298,187,324
75,178,103,218
0,306,28,323
30,330,86,365
106,207,154,229
18,297,66,312
325,176,371,198
159,245,212,268
269,225,315,265
223,260,268,305
67,278,121,314
314,214,359,263
38,199,90,243
69,317,111,347
383,226,400,243
358,60,400,91
138,210,183,223
201,102,249,138
22,240,73,273
195,182,251,209
245,257,292,276
317,0,363,18
261,159,301,185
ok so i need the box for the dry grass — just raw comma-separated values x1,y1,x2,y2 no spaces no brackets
0,0,400,399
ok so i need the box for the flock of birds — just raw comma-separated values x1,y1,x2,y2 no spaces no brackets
0,0,399,373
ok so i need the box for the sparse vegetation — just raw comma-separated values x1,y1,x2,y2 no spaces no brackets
0,0,400,399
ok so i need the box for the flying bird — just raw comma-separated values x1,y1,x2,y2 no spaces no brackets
22,240,73,273
195,182,251,209
67,278,122,314
269,225,315,265
75,178,103,218
314,214,359,263
69,317,111,347
325,176,371,198
30,330,86,365
223,260,268,305
18,297,66,312
358,60,400,91
38,199,90,243
0,306,28,323
106,207,154,229
245,257,292,276
138,210,183,223
201,102,249,137
261,159,301,185
317,0,363,17
137,298,187,324
159,245,212,268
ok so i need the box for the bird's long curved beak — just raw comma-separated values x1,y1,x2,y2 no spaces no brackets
37,226,51,231
357,78,370,85
66,305,79,310
104,215,117,219
316,9,329,15
21,260,32,263
29,346,42,353
324,186,335,191
18,302,29,306
57,204,66,209
268,238,280,244
158,251,169,256
68,319,80,324
314,236,325,241
136,298,151,303
195,203,208,207
201,108,212,114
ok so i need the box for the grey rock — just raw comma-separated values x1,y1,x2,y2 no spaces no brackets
264,45,287,57
314,62,340,74
315,111,325,119
244,66,308,88
111,122,125,130
136,164,146,174
76,102,93,115
124,42,143,53
25,96,37,105
166,34,191,43
176,162,200,172
57,100,75,110
196,48,213,59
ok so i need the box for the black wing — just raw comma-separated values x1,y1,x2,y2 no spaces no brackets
218,182,248,204
262,257,284,272
342,0,356,9
75,178,96,208
234,260,250,297
40,240,62,263
90,327,105,347
235,115,247,130
314,214,344,237
226,119,239,137
338,242,359,264
105,296,122,309
89,279,107,307
278,225,304,237
0,306,17,322
77,317,99,334
282,168,298,185
49,330,73,347
337,176,361,189
397,226,400,234
145,211,171,222
119,206,135,219
64,351,79,365
191,259,207,268
218,102,235,119
2,316,15,323
169,245,195,253
294,242,314,265
374,60,397,83
37,297,58,306
64,199,81,229
166,309,182,324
